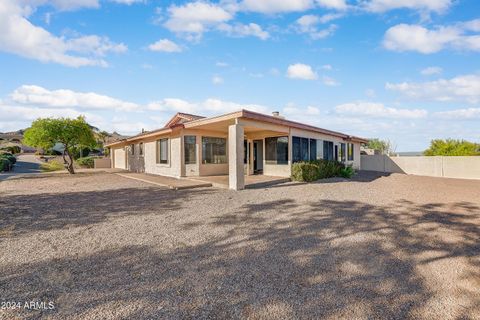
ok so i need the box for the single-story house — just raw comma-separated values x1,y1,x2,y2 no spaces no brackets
106,109,368,190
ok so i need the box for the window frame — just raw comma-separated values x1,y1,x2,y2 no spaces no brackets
184,135,197,165
202,136,227,164
130,144,135,155
340,143,346,162
265,136,289,165
347,143,354,161
156,138,169,165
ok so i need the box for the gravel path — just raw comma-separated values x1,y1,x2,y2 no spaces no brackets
0,172,479,319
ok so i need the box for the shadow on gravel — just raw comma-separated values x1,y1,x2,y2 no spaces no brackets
1,199,479,319
0,187,214,238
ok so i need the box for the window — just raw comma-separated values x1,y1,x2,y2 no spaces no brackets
340,143,346,162
310,139,317,161
130,144,135,155
292,136,311,163
202,137,227,164
156,138,168,164
323,141,334,161
265,136,288,164
184,136,196,164
348,143,354,161
139,142,144,156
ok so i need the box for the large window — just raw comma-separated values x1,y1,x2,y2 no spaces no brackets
265,136,288,164
348,143,354,161
202,137,227,164
323,141,334,161
156,138,168,164
293,136,314,163
340,143,346,162
130,144,135,155
184,136,196,164
139,142,144,156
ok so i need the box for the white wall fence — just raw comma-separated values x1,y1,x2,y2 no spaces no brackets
361,155,480,180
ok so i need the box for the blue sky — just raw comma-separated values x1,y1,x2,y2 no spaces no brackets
0,0,479,151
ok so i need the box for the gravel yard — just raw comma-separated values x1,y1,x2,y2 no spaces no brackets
1,172,479,319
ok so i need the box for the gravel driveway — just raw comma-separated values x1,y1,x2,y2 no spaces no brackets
1,172,479,319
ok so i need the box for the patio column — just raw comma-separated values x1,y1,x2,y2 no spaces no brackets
229,123,245,190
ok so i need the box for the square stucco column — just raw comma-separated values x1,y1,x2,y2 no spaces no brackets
229,123,245,190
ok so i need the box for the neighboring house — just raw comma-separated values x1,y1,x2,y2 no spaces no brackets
106,110,368,190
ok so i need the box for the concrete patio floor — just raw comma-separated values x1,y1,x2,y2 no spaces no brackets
115,172,213,190
189,174,291,189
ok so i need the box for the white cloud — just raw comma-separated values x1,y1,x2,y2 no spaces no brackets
386,74,480,104
383,21,480,54
241,0,313,14
421,66,442,76
295,15,338,39
147,97,269,114
335,102,427,119
435,108,480,119
148,39,183,52
216,61,229,67
0,0,127,67
10,85,140,111
286,63,318,80
18,0,100,12
164,1,233,41
362,0,453,13
217,22,269,40
322,76,340,86
316,0,347,10
321,64,333,70
212,75,224,84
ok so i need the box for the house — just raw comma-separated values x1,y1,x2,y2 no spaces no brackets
106,110,368,190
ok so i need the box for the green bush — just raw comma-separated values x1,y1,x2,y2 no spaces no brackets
76,156,95,168
291,160,349,182
292,162,319,182
0,153,16,164
339,166,355,178
0,158,12,172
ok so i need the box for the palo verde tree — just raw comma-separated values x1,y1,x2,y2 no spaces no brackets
23,116,96,174
424,139,480,156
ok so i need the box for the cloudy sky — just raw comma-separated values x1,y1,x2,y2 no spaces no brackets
0,0,479,151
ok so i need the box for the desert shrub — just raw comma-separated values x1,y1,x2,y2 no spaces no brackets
76,156,95,168
0,153,16,164
40,160,64,172
0,158,12,172
292,162,319,182
292,159,351,182
339,166,355,178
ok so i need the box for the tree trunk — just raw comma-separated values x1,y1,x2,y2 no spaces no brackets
66,151,75,174
62,148,75,174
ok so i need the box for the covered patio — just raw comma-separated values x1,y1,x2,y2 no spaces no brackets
183,114,292,190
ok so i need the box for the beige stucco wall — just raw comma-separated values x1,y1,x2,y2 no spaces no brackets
361,155,480,180
143,135,182,178
113,147,126,169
